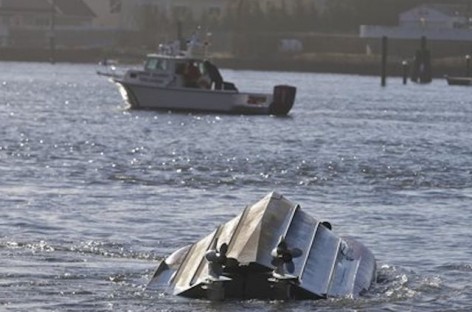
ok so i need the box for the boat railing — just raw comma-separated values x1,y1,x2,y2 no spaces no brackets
156,27,211,59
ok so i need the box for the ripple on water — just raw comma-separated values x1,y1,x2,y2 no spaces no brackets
1,65,472,311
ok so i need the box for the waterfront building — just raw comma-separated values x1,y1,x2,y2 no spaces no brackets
360,3,472,41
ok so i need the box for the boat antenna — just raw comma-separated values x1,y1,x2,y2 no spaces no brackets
177,20,185,51
204,31,212,59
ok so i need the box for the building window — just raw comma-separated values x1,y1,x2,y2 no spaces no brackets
110,0,122,13
208,7,221,18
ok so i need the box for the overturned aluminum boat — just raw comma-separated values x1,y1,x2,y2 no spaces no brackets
148,192,376,300
111,38,296,115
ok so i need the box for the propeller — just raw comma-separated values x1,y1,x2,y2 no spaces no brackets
271,236,303,275
205,240,228,279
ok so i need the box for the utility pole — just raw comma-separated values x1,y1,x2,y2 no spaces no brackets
49,0,56,64
381,36,388,86
235,0,246,57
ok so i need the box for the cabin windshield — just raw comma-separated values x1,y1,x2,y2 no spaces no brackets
145,58,169,72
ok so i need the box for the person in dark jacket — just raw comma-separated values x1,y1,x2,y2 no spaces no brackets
203,60,223,90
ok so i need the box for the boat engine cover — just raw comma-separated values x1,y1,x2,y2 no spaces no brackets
270,85,297,116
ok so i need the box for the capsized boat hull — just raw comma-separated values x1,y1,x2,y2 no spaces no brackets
115,80,295,115
148,192,376,300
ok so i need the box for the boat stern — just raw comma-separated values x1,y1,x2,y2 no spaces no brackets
147,192,376,301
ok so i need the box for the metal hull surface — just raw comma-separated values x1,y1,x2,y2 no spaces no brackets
148,192,376,301
116,81,275,115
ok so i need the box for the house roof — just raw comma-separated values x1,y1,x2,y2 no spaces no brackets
0,0,95,17
54,0,96,18
430,4,467,17
413,4,467,18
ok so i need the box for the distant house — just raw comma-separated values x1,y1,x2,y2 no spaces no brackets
0,0,95,29
0,0,49,46
360,3,472,41
399,4,468,29
0,0,96,48
54,0,96,26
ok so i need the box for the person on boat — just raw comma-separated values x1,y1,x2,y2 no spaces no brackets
184,61,201,88
203,60,223,90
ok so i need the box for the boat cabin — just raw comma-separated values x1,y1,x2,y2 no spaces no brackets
126,53,230,91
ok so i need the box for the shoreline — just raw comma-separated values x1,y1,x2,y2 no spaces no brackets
0,47,468,78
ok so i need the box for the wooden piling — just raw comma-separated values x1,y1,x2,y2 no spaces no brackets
49,0,56,64
466,55,471,77
381,36,388,87
402,60,408,85
411,36,432,83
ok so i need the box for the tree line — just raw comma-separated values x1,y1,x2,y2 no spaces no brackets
135,0,471,45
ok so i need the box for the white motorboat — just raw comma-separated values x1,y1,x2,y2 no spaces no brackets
147,192,376,301
111,40,296,115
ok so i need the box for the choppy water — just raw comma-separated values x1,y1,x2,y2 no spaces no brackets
1,62,471,311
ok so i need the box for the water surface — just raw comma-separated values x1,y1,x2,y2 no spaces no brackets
1,62,471,311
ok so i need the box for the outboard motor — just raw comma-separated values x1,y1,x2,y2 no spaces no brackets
270,85,297,116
